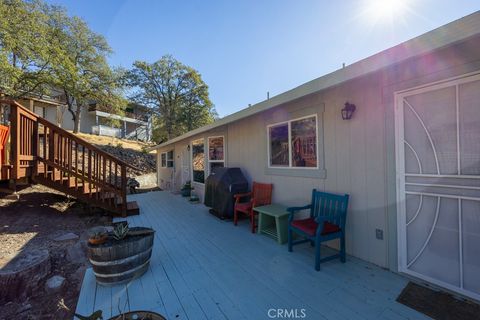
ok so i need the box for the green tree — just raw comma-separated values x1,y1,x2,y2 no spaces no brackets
126,55,217,142
53,16,125,133
0,0,125,133
0,0,66,98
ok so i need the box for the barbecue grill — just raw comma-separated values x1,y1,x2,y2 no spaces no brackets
204,167,249,219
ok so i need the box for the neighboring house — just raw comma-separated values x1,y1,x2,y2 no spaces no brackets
0,93,66,126
150,12,480,302
86,102,153,142
0,92,152,141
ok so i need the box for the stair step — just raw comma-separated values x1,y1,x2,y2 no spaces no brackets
125,201,140,216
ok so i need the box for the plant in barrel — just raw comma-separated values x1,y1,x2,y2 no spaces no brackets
87,222,155,285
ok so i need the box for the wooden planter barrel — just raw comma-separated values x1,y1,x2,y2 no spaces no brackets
88,227,154,286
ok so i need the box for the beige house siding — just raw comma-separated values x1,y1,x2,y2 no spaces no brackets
60,107,95,133
222,77,388,267
155,33,480,270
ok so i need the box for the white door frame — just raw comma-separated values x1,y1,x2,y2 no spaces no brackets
394,71,480,301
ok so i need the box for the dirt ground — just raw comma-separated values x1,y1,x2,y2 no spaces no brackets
0,184,112,319
74,132,155,153
72,132,157,176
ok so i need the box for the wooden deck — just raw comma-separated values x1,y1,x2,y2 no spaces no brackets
76,191,430,320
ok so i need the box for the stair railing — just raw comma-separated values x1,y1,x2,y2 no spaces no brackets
4,99,133,216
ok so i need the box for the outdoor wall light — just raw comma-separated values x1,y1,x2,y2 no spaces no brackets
341,102,356,120
187,144,190,151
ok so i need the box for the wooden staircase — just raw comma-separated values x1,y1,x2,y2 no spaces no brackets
0,99,139,217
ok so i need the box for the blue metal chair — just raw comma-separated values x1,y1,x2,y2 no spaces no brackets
287,189,349,271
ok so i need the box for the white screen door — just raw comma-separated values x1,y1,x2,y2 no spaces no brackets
395,73,480,301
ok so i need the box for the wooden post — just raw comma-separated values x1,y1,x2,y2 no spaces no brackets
121,165,127,217
32,120,39,177
49,128,55,180
10,103,18,179
88,149,92,196
43,127,47,178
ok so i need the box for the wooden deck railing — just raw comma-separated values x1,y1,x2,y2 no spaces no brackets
0,124,9,166
3,99,133,216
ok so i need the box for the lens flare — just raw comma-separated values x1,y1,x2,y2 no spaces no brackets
365,0,410,21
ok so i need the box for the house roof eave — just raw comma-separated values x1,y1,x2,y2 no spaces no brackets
148,11,480,152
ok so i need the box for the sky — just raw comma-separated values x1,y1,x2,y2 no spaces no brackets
44,0,479,117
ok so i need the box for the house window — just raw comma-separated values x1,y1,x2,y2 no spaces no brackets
161,152,167,168
167,150,174,168
268,115,318,169
191,139,205,183
291,116,317,167
208,136,225,173
269,123,289,167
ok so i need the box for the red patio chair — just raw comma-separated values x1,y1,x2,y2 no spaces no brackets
233,182,273,233
0,125,9,165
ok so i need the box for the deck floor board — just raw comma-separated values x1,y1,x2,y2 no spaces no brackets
76,191,431,320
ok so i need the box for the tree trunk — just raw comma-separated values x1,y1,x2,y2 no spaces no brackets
0,104,5,124
65,91,77,132
73,105,82,133
65,91,82,133
0,249,50,303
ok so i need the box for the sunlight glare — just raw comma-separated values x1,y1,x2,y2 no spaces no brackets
365,0,409,21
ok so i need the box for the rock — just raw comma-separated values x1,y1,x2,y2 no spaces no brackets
17,303,32,313
54,232,79,242
45,275,65,294
135,172,157,188
4,193,19,200
66,241,86,263
96,144,156,175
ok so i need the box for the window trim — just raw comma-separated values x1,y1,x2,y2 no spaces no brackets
267,114,319,170
190,138,206,185
160,152,167,168
160,150,174,168
166,150,174,168
207,135,226,175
